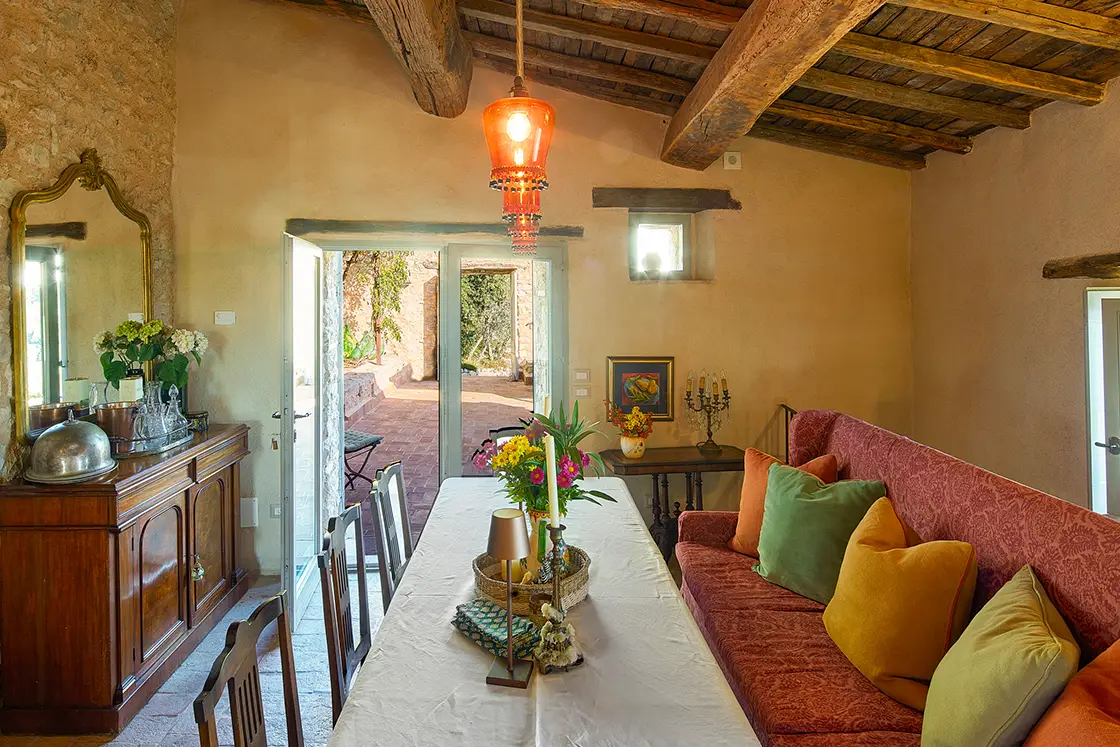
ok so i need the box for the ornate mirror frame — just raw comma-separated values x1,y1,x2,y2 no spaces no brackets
8,149,154,439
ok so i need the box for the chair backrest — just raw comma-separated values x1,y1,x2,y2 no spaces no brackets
489,425,524,447
371,461,414,612
194,592,303,747
318,504,372,725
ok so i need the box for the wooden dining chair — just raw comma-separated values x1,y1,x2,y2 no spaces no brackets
194,592,303,747
318,503,372,725
370,460,414,612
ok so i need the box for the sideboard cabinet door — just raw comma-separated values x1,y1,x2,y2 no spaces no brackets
133,494,189,682
188,467,233,626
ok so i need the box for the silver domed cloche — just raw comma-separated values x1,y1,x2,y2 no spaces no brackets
25,413,117,484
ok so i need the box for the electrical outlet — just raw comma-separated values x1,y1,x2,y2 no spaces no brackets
241,497,258,528
270,504,282,519
723,151,742,170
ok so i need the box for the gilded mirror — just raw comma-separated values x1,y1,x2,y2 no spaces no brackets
9,149,153,438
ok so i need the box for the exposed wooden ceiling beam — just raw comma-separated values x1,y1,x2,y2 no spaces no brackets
475,54,679,115
749,123,927,169
458,0,717,65
464,31,693,96
833,32,1104,105
263,0,379,25
767,99,972,153
895,0,1120,52
798,68,1031,128
661,0,887,170
1042,251,1120,279
592,188,742,211
576,0,740,31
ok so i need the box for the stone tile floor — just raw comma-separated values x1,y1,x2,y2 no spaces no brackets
0,577,384,747
344,375,532,539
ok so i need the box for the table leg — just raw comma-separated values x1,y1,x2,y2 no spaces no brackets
685,473,694,512
696,473,704,511
659,475,676,561
650,474,663,539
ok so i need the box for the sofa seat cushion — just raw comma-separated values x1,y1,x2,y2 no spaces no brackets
677,541,824,614
768,732,921,747
703,607,923,737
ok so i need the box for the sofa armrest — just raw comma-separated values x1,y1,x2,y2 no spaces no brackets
678,511,738,547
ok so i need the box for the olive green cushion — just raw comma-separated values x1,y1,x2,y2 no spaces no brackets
922,565,1081,747
752,464,886,604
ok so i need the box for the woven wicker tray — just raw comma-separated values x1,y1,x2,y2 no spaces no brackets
473,546,591,616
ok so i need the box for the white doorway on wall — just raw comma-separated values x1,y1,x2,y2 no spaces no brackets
1085,288,1120,519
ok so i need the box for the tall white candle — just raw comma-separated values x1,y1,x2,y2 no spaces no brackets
543,395,552,418
544,434,560,529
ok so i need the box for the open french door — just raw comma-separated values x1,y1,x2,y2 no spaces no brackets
281,234,324,626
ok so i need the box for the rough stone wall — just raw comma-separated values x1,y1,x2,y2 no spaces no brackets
391,252,439,379
321,251,343,521
0,0,179,467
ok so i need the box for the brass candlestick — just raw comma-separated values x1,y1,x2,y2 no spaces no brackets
685,371,730,456
548,524,566,614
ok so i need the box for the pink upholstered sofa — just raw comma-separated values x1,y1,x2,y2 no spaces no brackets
677,410,1120,747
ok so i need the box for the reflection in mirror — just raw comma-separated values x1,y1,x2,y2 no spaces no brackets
24,185,146,408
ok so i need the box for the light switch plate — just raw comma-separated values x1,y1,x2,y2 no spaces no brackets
127,312,145,322
270,503,282,519
573,386,589,398
241,497,258,528
572,368,590,383
723,151,742,170
215,311,236,325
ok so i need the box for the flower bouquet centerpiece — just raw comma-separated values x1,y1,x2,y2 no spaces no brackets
95,320,209,411
605,401,653,459
473,402,616,590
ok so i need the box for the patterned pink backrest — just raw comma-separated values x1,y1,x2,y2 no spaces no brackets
789,410,1120,659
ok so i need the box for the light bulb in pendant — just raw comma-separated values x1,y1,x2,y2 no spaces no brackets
506,111,532,143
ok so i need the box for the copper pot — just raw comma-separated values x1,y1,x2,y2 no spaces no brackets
29,403,80,432
95,403,139,450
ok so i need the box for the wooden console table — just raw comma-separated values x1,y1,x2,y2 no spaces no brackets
599,445,745,559
0,424,251,734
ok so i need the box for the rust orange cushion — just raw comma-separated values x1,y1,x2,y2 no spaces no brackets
823,497,978,711
728,448,838,557
1025,641,1120,746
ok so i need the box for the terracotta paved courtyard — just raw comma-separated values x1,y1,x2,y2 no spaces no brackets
343,375,533,540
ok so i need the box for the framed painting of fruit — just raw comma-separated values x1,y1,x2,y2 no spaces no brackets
606,356,674,421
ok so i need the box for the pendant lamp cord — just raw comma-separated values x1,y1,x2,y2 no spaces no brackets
515,0,525,79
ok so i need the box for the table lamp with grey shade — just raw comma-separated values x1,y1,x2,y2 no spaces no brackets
486,507,534,688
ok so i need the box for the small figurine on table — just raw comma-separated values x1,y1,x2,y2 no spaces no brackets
533,602,584,674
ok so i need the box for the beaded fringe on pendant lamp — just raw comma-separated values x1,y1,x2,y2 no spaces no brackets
482,0,555,255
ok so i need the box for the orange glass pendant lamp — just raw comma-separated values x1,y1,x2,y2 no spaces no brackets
482,0,555,254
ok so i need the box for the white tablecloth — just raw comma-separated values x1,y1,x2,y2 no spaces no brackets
328,477,759,747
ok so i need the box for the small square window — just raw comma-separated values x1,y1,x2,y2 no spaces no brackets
629,213,692,280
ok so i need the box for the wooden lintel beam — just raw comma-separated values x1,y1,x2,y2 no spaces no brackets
798,68,1031,128
768,99,972,153
458,0,717,65
474,54,679,116
749,124,927,169
575,0,739,31
591,188,742,211
286,218,585,238
662,0,887,170
1042,252,1120,279
361,0,472,117
262,0,378,25
895,0,1120,52
26,222,88,240
833,32,1104,105
464,32,693,96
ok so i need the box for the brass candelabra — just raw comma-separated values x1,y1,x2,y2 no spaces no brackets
685,371,730,456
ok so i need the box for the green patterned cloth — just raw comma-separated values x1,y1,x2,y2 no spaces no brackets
452,599,540,659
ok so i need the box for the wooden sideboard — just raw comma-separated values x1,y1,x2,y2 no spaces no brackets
0,424,251,734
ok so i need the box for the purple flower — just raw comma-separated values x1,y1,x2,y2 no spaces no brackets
580,450,591,467
530,467,545,485
472,452,489,470
560,455,579,476
557,471,573,488
524,419,545,441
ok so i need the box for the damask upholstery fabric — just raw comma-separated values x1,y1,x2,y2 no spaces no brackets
823,497,977,710
1025,640,1120,746
728,448,838,557
767,732,921,747
676,540,825,614
788,410,1120,659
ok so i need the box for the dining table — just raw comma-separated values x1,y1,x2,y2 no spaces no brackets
327,476,759,747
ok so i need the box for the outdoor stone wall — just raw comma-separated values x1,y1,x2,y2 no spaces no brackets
461,258,534,377
321,251,343,520
0,0,179,471
393,252,439,379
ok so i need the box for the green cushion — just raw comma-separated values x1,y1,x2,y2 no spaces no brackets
922,565,1080,747
753,463,885,604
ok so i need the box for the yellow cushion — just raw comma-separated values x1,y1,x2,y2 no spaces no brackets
823,497,978,711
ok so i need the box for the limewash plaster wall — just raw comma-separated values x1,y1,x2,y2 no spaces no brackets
0,0,178,469
175,0,913,573
912,92,1120,508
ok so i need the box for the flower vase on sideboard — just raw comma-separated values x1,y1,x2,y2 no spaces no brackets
620,436,646,459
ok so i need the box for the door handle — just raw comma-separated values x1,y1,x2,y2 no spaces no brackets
271,411,311,419
1094,437,1120,455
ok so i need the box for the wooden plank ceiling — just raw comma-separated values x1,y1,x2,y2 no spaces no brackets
277,0,1120,170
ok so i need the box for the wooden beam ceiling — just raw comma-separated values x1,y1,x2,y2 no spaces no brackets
832,33,1104,105
575,0,740,31
768,99,972,153
464,31,693,96
1042,252,1120,279
895,0,1120,52
361,0,473,117
798,68,1032,129
458,0,717,64
661,0,887,170
749,124,927,169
